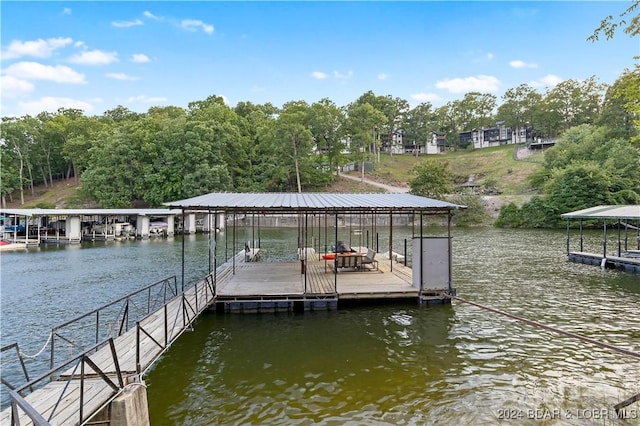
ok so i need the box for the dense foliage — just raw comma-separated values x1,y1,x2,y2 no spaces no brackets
1,65,638,211
496,116,640,227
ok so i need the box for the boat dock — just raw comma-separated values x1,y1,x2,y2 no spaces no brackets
562,205,640,274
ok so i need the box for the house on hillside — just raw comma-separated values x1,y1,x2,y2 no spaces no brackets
381,129,447,155
459,121,536,149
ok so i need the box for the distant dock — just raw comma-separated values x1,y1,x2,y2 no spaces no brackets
562,205,640,274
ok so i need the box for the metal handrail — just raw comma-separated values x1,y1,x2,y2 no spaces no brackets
0,343,32,392
9,337,124,426
50,276,178,369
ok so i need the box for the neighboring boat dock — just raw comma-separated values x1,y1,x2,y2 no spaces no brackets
0,208,207,244
562,205,640,274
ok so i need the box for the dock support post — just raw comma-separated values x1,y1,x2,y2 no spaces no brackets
109,382,150,426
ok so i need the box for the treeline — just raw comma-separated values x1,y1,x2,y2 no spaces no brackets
1,69,638,210
494,68,639,227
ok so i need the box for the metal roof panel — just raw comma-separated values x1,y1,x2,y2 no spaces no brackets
561,205,640,220
164,192,464,212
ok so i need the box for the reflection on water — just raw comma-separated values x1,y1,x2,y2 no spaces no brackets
1,228,639,423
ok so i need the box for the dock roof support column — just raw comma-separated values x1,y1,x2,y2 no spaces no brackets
603,219,608,258
166,215,175,237
419,212,424,292
208,209,213,274
67,215,81,243
334,212,338,293
448,212,453,293
181,210,185,292
566,219,570,255
617,219,622,256
389,212,394,273
303,212,308,293
580,219,584,252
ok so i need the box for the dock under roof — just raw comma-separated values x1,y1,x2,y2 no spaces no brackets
561,205,640,274
164,192,465,308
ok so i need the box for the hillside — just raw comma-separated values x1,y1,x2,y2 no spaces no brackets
368,145,543,195
4,145,543,210
4,178,84,209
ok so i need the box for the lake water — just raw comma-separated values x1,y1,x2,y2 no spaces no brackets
1,227,639,424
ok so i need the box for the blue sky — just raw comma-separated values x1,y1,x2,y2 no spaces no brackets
1,1,638,117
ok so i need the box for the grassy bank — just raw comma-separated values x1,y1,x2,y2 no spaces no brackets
368,145,543,196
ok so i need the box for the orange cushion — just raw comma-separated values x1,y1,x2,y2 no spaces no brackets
321,253,336,260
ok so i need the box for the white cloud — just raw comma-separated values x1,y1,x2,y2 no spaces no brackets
377,73,389,81
62,8,72,15
126,95,168,104
131,53,151,63
180,19,214,34
529,74,563,88
333,70,353,80
435,75,500,93
487,53,495,60
112,19,144,28
410,92,442,103
311,71,328,80
0,75,35,98
1,37,73,59
69,49,118,65
18,97,94,115
143,11,161,20
4,61,86,83
106,72,139,81
510,60,537,69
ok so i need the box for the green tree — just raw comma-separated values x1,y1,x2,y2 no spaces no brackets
544,162,614,223
536,77,606,137
308,98,346,175
588,0,639,43
1,117,36,204
235,101,278,191
409,159,453,199
187,96,247,189
268,101,315,192
346,102,387,181
497,84,542,133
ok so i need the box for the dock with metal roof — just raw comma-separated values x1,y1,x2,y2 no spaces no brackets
562,205,640,274
166,192,465,309
0,208,183,244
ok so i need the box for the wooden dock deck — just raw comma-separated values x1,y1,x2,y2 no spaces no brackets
215,254,419,313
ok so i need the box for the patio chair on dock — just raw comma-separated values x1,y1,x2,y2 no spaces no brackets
361,248,378,270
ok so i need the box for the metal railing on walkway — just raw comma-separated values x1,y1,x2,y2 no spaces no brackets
49,276,179,370
0,272,219,425
4,338,124,426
